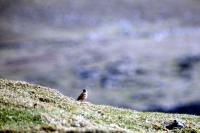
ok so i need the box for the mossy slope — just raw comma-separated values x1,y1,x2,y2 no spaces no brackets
0,79,199,132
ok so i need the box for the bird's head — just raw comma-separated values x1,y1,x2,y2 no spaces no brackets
83,89,86,92
173,120,178,124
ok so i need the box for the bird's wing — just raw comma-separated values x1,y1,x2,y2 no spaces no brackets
77,93,84,101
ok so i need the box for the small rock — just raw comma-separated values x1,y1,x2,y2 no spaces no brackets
33,103,37,108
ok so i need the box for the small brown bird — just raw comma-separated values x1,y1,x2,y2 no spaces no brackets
165,120,184,130
77,89,88,102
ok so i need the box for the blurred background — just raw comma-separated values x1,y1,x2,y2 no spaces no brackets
0,0,200,115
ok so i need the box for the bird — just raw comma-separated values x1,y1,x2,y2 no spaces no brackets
165,120,184,130
77,89,88,102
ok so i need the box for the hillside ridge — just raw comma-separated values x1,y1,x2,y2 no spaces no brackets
0,79,199,132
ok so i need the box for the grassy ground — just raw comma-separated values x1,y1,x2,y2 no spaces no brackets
0,79,199,132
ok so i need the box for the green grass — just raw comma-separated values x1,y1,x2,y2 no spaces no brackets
0,106,43,129
0,79,199,132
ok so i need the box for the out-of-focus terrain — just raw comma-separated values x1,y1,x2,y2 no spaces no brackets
0,0,200,114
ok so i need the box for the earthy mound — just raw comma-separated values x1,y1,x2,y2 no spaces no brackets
0,79,199,132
